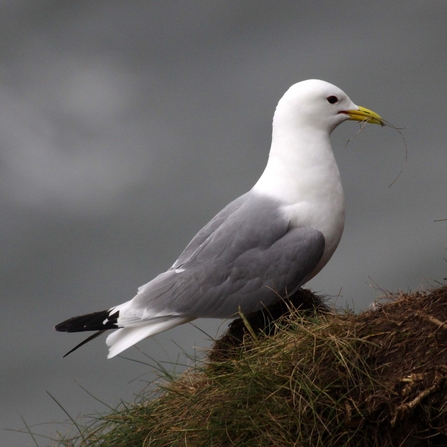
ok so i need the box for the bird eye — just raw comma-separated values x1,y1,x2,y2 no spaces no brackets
326,96,338,104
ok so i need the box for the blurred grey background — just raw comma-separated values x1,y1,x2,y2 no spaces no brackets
2,1,446,445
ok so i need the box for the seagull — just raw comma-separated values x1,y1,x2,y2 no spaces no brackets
55,79,383,359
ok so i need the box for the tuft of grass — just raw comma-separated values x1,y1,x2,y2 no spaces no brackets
33,287,447,446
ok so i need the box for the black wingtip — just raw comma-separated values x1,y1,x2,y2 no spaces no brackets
56,310,120,357
55,310,119,332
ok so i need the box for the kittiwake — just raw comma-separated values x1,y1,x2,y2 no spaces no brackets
55,79,384,359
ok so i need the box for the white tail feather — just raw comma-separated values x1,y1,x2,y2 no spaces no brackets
106,316,194,359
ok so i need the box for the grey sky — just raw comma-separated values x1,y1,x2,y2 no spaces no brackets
2,2,446,445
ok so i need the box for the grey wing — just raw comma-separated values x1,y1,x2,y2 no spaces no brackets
131,192,325,319
171,193,249,269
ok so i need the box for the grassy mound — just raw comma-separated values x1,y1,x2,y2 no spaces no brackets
54,286,447,446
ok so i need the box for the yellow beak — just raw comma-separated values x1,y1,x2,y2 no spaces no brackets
345,106,384,126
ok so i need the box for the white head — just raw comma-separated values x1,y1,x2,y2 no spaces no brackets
273,79,382,136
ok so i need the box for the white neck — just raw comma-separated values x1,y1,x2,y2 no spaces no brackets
253,122,342,205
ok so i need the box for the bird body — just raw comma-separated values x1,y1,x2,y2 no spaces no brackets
56,79,383,358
